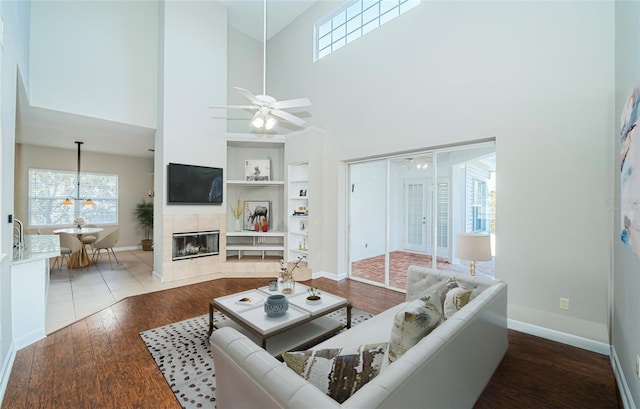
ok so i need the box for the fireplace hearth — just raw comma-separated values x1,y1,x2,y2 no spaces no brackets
172,230,219,261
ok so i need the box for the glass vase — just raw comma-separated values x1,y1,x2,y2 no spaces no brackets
281,272,295,295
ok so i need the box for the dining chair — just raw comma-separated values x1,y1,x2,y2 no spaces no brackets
82,224,99,251
92,228,120,269
55,232,83,275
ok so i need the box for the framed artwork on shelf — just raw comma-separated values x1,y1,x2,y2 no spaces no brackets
244,201,270,231
245,159,270,181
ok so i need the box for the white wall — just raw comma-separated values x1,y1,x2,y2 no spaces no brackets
0,0,31,401
349,160,387,261
613,1,640,406
159,0,227,214
29,1,158,128
268,1,614,344
156,0,228,279
226,26,262,133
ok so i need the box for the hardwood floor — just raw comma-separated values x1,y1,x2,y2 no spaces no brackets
2,277,618,408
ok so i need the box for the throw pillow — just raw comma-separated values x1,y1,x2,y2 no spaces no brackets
442,287,473,319
282,342,388,404
388,291,443,362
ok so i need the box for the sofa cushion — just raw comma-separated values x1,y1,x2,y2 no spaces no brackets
282,343,388,404
388,290,443,362
443,287,473,319
439,278,473,319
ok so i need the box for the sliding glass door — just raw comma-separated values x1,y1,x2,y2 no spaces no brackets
347,142,496,290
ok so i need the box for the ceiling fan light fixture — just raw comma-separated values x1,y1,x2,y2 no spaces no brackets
251,111,265,128
265,115,276,130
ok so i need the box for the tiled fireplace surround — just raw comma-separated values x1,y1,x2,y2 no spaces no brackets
161,214,311,282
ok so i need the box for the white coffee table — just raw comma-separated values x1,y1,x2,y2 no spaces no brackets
208,283,351,356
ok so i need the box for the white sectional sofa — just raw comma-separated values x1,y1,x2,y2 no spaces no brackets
210,266,508,409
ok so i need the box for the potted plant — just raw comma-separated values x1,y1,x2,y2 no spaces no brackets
134,200,154,251
306,287,322,304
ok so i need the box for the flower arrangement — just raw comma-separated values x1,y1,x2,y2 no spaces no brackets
279,255,306,294
73,217,85,229
229,195,249,219
279,255,306,279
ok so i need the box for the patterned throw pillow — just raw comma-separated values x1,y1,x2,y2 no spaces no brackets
443,287,473,319
282,343,388,404
439,278,473,319
388,290,443,362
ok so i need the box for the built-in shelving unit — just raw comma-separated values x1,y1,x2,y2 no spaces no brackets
226,137,285,261
287,162,309,262
226,231,285,259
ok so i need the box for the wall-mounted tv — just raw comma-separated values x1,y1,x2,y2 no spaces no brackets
167,162,223,204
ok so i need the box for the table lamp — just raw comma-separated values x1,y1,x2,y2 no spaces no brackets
455,233,492,276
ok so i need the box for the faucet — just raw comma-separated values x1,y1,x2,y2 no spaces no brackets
13,218,24,250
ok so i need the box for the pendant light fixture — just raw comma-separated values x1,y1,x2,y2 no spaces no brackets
62,141,95,206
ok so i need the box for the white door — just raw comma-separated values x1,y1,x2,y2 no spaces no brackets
404,179,430,252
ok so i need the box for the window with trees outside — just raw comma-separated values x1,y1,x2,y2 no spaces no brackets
29,168,119,226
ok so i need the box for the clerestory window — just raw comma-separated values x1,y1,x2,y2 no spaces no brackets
315,0,420,61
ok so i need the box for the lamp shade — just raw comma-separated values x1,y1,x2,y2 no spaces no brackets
455,233,492,261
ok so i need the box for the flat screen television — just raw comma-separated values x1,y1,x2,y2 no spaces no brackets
167,162,223,204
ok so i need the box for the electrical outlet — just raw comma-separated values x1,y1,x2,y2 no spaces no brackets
559,298,569,310
636,355,640,379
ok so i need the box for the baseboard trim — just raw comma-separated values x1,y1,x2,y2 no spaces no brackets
152,270,163,282
311,270,347,281
0,341,17,405
507,319,610,355
611,346,635,409
113,245,141,252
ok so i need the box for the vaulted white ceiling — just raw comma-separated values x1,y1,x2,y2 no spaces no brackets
220,0,318,41
16,0,319,158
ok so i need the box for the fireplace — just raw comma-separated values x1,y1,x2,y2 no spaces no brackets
172,230,219,261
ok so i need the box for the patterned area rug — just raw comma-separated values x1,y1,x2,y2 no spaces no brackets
139,308,374,409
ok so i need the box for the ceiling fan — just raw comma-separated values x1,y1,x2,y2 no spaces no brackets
210,0,311,129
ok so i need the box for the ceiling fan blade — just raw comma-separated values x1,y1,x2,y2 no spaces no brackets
271,109,306,127
234,87,262,105
271,97,312,110
209,105,257,110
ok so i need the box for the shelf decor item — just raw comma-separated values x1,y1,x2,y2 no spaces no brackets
245,159,270,181
244,201,270,231
264,294,288,317
229,195,249,232
279,255,306,295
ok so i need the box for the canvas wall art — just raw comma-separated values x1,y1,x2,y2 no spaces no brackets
620,87,640,260
245,159,270,181
244,201,270,231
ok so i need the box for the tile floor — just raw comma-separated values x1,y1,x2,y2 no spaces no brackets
46,249,220,334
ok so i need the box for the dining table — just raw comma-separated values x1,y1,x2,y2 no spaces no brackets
53,227,104,269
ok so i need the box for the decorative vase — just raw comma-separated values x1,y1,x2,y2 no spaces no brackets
281,272,295,295
234,218,241,232
264,294,288,317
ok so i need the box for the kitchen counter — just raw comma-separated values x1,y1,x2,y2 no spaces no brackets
10,234,59,349
12,234,60,265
